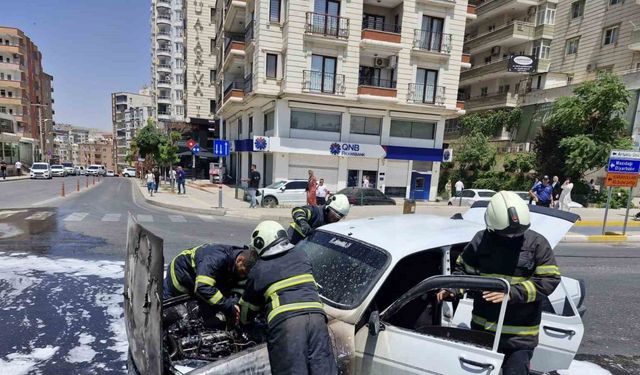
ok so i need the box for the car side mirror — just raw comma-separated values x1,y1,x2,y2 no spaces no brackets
279,186,286,191
368,311,384,336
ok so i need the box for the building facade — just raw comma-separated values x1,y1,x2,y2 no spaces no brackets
111,90,153,170
151,0,187,125
216,0,469,200
79,136,115,170
0,26,54,164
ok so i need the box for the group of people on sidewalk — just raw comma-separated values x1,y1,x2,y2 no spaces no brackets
144,166,186,197
0,160,22,179
305,170,331,206
529,175,574,211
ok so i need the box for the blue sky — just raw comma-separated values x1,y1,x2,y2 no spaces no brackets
2,0,151,130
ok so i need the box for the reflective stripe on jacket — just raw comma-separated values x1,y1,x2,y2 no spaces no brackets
289,205,326,238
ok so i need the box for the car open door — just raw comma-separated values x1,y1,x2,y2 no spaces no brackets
124,214,165,375
354,275,509,375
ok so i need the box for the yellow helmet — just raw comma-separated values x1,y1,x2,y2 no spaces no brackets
249,220,293,257
485,191,531,237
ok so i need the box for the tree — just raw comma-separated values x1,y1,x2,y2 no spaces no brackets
158,131,180,167
534,73,633,179
133,123,164,162
455,129,497,187
459,108,521,137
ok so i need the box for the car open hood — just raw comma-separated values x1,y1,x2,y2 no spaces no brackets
125,214,165,374
463,201,580,248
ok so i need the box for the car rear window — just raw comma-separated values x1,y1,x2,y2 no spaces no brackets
478,192,496,198
299,231,389,309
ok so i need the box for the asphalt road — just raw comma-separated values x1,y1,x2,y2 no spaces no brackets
0,177,639,373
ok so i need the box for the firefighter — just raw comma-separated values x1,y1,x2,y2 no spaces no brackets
240,221,338,375
288,193,350,244
163,244,258,324
438,191,561,375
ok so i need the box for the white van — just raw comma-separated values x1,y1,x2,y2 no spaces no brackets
87,164,106,176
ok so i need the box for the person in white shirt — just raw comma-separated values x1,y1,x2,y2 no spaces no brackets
145,171,155,197
362,176,370,188
559,178,574,212
315,179,330,205
455,180,464,197
15,160,22,176
169,168,177,190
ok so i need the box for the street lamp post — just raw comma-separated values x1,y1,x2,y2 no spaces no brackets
30,103,52,163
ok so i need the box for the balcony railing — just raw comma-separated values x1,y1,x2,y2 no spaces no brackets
157,79,172,85
157,30,171,37
224,33,245,58
305,12,349,39
408,83,446,105
158,110,172,116
244,74,253,94
302,70,345,94
157,96,171,101
358,75,396,89
157,14,171,21
412,30,452,53
157,63,172,69
157,47,172,54
245,20,254,43
362,19,401,34
224,81,245,97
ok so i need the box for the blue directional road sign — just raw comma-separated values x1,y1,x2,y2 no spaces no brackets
213,140,230,157
607,159,640,174
191,144,201,156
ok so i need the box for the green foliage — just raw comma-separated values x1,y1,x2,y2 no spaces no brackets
534,73,633,179
459,108,521,137
456,130,497,172
591,188,635,209
158,131,181,167
503,153,535,174
133,124,164,161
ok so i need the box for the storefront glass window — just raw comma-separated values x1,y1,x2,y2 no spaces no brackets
351,116,382,135
390,120,435,139
291,111,341,132
264,111,275,131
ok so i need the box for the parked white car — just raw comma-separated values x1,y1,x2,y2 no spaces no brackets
125,203,585,375
256,179,308,207
87,164,105,176
30,163,52,179
62,162,75,176
50,165,67,177
448,189,496,206
106,170,115,177
122,167,137,178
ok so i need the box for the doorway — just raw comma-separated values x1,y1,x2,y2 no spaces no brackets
311,55,337,93
416,68,439,104
410,172,431,200
421,15,444,52
314,0,341,36
347,169,378,188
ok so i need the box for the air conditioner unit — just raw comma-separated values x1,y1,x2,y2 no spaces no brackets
586,63,596,72
491,46,501,56
374,58,389,68
389,56,398,69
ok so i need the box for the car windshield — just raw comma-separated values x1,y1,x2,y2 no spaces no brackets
52,165,63,169
32,164,48,170
62,163,73,167
88,166,98,170
478,191,496,198
265,181,286,189
299,231,389,309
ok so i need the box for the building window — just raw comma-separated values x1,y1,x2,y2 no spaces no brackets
266,53,278,78
570,1,584,19
176,74,184,84
350,116,382,135
210,70,216,84
249,116,253,134
176,59,184,68
533,39,551,59
210,38,215,54
480,87,488,97
566,37,580,55
176,105,184,116
602,26,619,46
264,111,275,131
210,100,216,114
210,8,216,23
610,0,622,5
270,0,281,22
176,90,183,100
291,111,341,132
390,120,435,140
537,4,556,25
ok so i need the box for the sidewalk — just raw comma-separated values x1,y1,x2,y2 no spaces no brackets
0,175,30,182
134,180,640,244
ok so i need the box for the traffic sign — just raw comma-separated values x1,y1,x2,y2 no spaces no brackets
186,139,196,150
191,145,201,156
213,140,230,157
610,150,640,160
607,159,640,174
605,172,639,188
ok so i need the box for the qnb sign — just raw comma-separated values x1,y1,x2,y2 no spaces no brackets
330,143,365,157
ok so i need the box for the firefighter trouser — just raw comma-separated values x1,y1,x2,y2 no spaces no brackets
501,349,533,375
267,313,338,375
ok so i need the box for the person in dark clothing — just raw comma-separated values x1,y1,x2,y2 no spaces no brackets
240,221,338,375
245,164,261,208
529,175,553,207
551,176,562,208
438,191,561,375
154,168,160,193
163,243,258,323
0,160,6,179
288,194,350,245
176,166,186,194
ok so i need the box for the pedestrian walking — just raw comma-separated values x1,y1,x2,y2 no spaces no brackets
244,164,260,208
559,177,574,212
0,160,7,179
455,179,464,197
145,170,155,197
240,221,339,375
307,170,317,205
315,178,329,205
529,176,553,207
551,176,562,209
176,166,186,194
362,175,370,188
15,160,22,176
169,167,177,191
438,191,561,375
154,168,160,193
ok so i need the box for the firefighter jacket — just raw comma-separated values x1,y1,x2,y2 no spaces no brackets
289,205,326,243
168,243,245,314
455,229,561,350
239,247,324,330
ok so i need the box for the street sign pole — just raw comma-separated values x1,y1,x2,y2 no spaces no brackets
192,154,196,181
602,187,613,235
623,187,633,235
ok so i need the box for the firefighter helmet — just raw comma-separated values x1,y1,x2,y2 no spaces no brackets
485,191,531,237
249,220,293,258
326,194,350,218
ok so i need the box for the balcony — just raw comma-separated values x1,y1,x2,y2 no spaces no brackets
224,34,245,59
407,83,446,105
460,57,519,83
157,95,172,104
466,4,477,20
157,14,172,24
223,81,245,102
0,79,25,89
157,63,172,72
465,92,519,111
474,0,539,18
0,44,24,55
224,0,246,18
461,53,471,69
305,13,349,40
630,29,640,51
0,96,23,106
244,74,253,95
156,30,171,41
361,20,401,44
244,20,254,44
157,47,172,56
412,31,452,56
157,79,172,88
464,21,535,53
302,70,345,95
157,0,171,7
0,60,23,72
357,76,397,98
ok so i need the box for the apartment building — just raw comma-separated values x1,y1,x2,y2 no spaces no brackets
0,26,54,163
79,135,115,170
111,90,153,170
213,0,469,200
151,0,187,125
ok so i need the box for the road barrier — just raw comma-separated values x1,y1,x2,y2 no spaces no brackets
218,185,223,208
86,177,89,188
92,176,95,185
61,181,65,197
77,180,80,192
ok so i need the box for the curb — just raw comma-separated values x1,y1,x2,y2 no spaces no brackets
0,176,31,182
575,220,640,227
562,234,640,243
133,181,227,216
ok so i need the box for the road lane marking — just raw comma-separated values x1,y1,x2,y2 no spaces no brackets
0,210,27,219
168,215,187,223
102,214,121,222
198,215,217,222
25,211,55,221
63,212,89,222
136,214,153,222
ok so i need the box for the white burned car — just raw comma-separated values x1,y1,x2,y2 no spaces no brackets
125,204,585,375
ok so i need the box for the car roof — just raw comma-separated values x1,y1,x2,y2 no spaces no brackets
468,189,495,192
319,214,483,259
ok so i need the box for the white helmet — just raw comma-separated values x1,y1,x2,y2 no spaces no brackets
249,220,294,258
326,194,350,218
485,191,531,237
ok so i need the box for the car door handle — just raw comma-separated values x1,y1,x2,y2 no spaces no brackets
459,356,495,371
543,325,576,336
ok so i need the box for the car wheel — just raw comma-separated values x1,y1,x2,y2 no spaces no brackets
262,196,278,208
